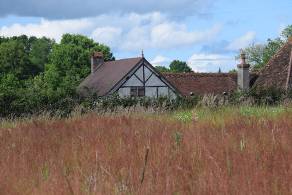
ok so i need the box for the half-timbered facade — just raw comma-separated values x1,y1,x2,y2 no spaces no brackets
78,52,178,98
115,59,177,98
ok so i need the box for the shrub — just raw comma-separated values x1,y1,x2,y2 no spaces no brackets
248,87,285,105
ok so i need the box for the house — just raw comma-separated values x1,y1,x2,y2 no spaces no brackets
78,39,292,98
78,52,178,98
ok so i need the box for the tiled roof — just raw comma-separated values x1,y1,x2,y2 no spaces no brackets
78,57,142,96
254,40,292,90
162,73,238,96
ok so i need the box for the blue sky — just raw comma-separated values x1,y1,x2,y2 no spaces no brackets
0,0,291,72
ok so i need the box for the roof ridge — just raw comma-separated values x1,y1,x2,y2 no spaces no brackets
108,57,142,62
163,72,237,77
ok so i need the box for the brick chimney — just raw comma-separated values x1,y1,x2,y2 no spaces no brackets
91,52,104,73
237,52,250,91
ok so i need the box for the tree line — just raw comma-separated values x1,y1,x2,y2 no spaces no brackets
0,34,114,116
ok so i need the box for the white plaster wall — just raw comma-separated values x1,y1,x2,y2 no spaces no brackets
123,75,143,86
145,87,157,98
168,89,177,99
146,74,166,86
144,66,152,80
135,66,143,80
118,88,130,97
158,87,169,97
116,64,177,99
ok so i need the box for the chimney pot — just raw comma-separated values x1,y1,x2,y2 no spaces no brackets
237,52,250,91
91,52,104,73
240,52,246,64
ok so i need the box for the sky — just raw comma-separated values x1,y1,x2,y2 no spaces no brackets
0,0,292,72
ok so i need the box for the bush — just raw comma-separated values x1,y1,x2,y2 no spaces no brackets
248,87,285,105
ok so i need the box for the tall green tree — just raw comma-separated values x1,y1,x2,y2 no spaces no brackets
239,25,292,71
155,60,193,73
0,40,31,79
0,34,115,116
155,66,171,73
29,37,55,74
38,34,115,101
0,35,54,78
48,34,114,79
169,60,192,73
0,74,22,116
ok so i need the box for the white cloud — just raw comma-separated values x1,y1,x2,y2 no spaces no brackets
150,55,171,66
120,21,221,50
226,31,256,51
150,23,221,48
0,13,222,52
0,18,93,42
121,26,152,50
188,53,235,72
91,27,122,47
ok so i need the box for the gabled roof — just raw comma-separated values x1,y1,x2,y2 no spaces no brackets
163,73,258,96
78,57,142,96
253,40,292,90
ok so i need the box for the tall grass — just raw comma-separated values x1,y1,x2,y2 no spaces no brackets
0,107,291,194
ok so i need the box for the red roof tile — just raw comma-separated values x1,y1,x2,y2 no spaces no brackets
254,40,292,90
162,73,238,96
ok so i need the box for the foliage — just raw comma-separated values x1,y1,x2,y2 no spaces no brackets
247,87,285,105
238,25,292,71
169,60,192,73
281,25,292,39
0,34,115,117
155,66,171,73
0,35,54,79
0,40,31,79
0,74,22,116
155,60,192,73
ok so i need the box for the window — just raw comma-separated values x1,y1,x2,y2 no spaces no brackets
130,87,145,97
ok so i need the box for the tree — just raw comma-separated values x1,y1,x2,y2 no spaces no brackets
281,25,292,40
48,34,114,79
0,40,31,79
238,25,292,71
0,36,55,78
0,74,22,116
29,37,55,74
239,38,284,71
39,34,115,103
155,66,171,73
0,34,116,116
169,60,192,73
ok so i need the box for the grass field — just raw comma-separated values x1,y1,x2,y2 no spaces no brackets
0,106,292,194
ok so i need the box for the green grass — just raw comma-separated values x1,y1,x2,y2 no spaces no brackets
1,106,291,128
174,105,292,123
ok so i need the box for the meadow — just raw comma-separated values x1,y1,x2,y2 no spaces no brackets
0,106,292,194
